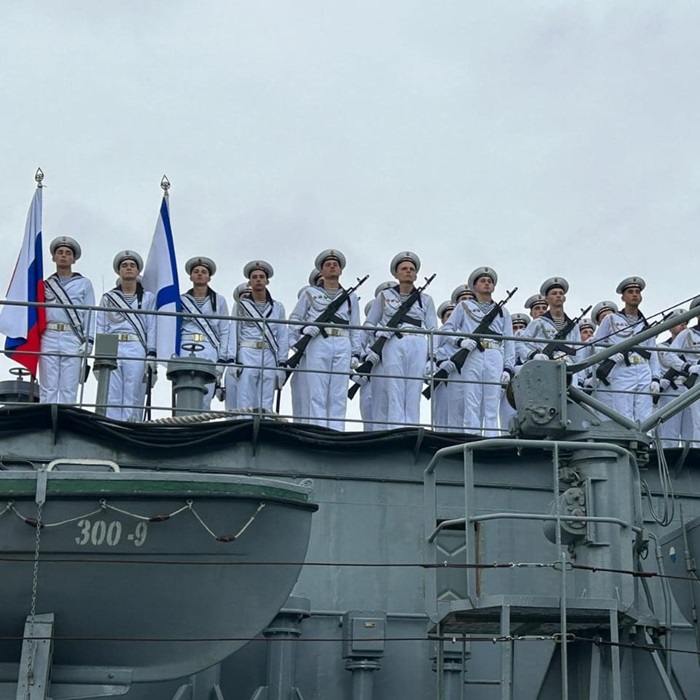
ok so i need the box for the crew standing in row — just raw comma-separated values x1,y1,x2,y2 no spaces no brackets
439,267,515,436
289,250,361,430
232,260,288,413
179,256,230,411
40,236,95,404
96,251,156,421
364,252,437,430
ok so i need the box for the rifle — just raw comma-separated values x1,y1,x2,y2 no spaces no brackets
652,365,691,405
144,366,154,420
284,274,369,379
538,305,592,359
348,274,437,400
422,287,517,400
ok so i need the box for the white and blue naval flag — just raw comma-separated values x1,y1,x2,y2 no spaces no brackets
142,195,181,363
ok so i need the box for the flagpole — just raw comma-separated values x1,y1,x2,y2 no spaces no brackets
31,167,44,397
160,175,175,418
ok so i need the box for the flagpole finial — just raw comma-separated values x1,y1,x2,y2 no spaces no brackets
35,168,44,188
160,175,171,196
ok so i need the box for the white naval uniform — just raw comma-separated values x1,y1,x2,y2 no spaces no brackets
232,294,288,412
662,327,700,445
39,273,95,404
499,328,528,432
656,337,693,447
179,290,230,411
97,287,156,421
440,299,515,437
431,327,455,432
517,312,580,365
358,326,374,431
289,284,361,430
593,311,660,423
365,286,438,430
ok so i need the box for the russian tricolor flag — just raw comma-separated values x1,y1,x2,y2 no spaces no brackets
0,185,46,375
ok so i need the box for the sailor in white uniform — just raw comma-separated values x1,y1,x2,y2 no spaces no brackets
580,301,619,390
524,294,548,321
435,284,475,432
96,251,156,421
179,256,230,411
593,277,660,422
432,300,456,431
364,252,437,430
357,281,394,431
289,251,361,430
518,278,580,369
233,260,288,413
440,266,515,436
224,283,249,412
40,236,95,404
499,312,529,431
289,269,323,424
656,307,693,447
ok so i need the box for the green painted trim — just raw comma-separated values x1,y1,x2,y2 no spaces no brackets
0,478,312,506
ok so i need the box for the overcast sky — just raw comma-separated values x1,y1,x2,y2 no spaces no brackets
1,1,699,420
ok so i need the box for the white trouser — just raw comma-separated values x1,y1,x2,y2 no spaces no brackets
359,378,373,431
595,362,652,423
179,338,218,410
224,365,239,411
237,346,277,412
441,372,465,433
499,391,516,434
655,387,693,448
304,335,351,431
460,347,503,437
290,356,309,424
107,341,146,421
431,382,450,432
371,335,426,430
39,330,83,404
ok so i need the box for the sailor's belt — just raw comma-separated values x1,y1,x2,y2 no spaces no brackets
182,333,207,342
46,322,71,332
325,328,349,337
628,356,648,364
240,340,267,349
117,333,140,342
481,340,502,349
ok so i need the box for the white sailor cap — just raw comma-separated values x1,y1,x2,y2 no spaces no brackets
451,284,475,305
616,276,645,294
437,301,455,321
315,249,346,270
113,250,144,273
468,266,497,289
390,251,421,274
510,312,530,328
691,297,700,310
364,300,374,316
243,259,273,279
374,280,395,297
540,277,569,296
591,300,618,323
233,282,252,302
578,317,595,332
666,307,688,320
186,256,217,276
50,236,82,261
524,294,548,310
309,268,323,287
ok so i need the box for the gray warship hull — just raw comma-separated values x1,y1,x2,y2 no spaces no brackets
0,405,698,699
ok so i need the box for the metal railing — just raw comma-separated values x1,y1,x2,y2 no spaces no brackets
0,298,699,440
